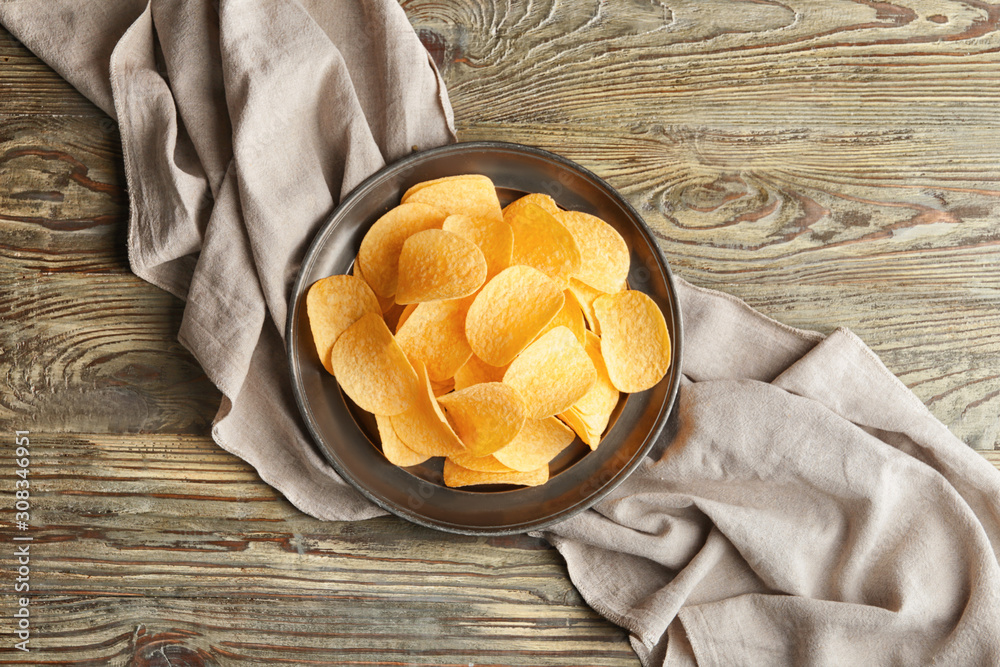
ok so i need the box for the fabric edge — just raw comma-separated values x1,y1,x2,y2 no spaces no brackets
676,277,826,344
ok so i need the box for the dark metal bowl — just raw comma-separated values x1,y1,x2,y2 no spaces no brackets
287,141,682,535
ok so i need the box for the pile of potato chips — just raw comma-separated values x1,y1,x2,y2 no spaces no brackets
307,174,671,489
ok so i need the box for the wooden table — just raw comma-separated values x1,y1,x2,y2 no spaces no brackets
2,1,998,663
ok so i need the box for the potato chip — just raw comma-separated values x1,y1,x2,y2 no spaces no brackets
535,293,586,346
557,407,603,451
508,203,581,286
375,414,429,467
357,202,446,299
351,261,396,313
443,459,548,488
330,313,419,416
453,355,509,391
436,382,527,457
402,174,493,200
567,277,606,334
503,326,597,420
306,274,382,375
447,452,514,473
559,330,619,451
402,174,503,221
390,359,466,457
571,331,619,422
555,210,630,295
395,229,488,304
465,265,564,367
502,193,560,220
594,290,671,393
395,296,474,381
493,417,576,472
442,214,513,280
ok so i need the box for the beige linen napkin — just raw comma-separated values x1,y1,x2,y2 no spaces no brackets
1,0,452,519
4,3,999,665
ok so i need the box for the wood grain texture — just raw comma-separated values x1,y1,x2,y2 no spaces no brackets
0,434,635,665
1,116,220,434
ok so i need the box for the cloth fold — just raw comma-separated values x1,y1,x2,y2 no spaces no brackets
4,2,999,664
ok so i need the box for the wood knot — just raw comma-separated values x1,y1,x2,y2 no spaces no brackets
129,626,217,667
417,29,448,69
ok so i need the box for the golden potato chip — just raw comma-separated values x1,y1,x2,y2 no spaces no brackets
508,203,581,286
402,174,493,200
447,452,514,473
567,277,606,334
375,414,429,467
594,290,671,393
555,211,630,295
442,214,513,280
330,313,418,416
357,202,447,299
436,382,527,457
557,407,604,451
395,229,487,304
352,261,396,314
535,293,586,346
465,265,564,367
443,459,548,488
395,297,474,381
503,326,597,420
306,274,382,375
493,417,576,472
502,193,560,220
402,174,503,222
453,355,508,391
572,331,619,422
390,359,466,457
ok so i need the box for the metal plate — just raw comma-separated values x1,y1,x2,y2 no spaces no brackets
287,141,683,535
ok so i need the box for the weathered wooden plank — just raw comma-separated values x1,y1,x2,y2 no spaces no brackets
410,0,1000,127
5,596,636,665
2,433,637,666
0,113,124,234
0,271,220,433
